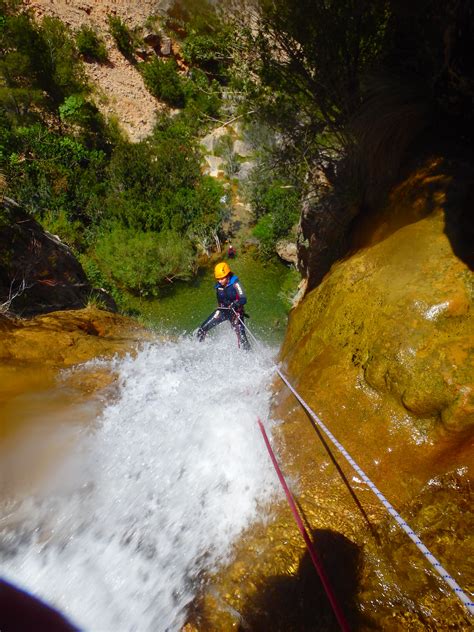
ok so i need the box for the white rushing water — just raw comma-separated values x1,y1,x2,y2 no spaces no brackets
1,328,279,631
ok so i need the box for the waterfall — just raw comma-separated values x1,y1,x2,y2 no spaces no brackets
1,329,279,631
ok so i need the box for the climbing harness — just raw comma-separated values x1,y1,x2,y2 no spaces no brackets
258,417,351,632
230,309,474,618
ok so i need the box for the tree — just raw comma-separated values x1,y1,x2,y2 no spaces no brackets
234,0,390,158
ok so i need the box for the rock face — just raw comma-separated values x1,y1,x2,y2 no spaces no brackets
0,307,152,498
0,197,115,316
0,306,149,367
189,155,474,630
285,156,474,436
297,169,359,293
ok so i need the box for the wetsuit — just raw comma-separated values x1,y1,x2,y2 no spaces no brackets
198,275,250,350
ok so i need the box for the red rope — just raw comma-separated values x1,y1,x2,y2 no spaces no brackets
257,417,351,632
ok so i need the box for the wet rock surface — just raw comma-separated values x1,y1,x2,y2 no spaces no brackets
0,306,153,501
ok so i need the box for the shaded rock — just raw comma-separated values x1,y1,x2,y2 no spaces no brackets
0,197,115,316
233,139,253,157
0,306,151,367
143,31,161,48
275,239,297,265
200,127,228,154
297,167,358,293
235,160,254,181
202,155,224,178
135,46,153,60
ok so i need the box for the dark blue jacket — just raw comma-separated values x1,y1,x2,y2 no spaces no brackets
215,275,247,308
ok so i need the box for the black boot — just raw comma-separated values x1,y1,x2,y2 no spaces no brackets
197,328,206,342
241,336,251,351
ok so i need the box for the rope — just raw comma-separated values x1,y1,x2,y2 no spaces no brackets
231,310,474,617
257,417,351,631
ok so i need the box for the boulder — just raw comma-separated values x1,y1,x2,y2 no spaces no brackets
142,31,161,48
0,307,150,367
275,239,297,265
0,197,116,316
160,36,172,56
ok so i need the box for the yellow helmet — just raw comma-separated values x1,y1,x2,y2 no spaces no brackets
214,261,231,279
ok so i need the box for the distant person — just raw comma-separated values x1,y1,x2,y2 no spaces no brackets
227,243,236,259
197,261,250,350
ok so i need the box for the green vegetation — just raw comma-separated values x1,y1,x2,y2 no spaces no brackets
165,0,232,80
76,25,108,63
107,15,135,62
91,227,194,297
139,60,222,128
251,183,299,255
140,58,186,108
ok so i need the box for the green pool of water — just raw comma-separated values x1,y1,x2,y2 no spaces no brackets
125,253,299,346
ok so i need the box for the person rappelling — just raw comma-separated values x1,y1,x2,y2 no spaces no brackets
197,261,250,350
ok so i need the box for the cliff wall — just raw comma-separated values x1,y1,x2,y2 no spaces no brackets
192,151,473,631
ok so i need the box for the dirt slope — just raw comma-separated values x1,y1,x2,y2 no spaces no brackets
24,0,171,141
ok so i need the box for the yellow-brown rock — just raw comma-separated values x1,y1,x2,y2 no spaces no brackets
0,307,153,447
0,306,151,367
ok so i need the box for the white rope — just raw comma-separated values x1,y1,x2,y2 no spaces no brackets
233,310,474,617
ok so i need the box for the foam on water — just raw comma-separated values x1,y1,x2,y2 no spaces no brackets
1,329,279,631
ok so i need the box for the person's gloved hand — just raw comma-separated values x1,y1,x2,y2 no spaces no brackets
230,301,241,311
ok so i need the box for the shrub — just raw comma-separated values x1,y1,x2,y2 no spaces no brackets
105,130,204,232
76,26,108,63
252,214,274,254
183,71,221,123
78,253,110,290
165,0,232,80
181,30,231,79
41,208,84,252
262,184,300,237
58,94,104,134
39,16,87,107
92,226,194,296
252,184,300,254
108,15,135,61
0,11,87,112
3,123,108,223
140,58,186,108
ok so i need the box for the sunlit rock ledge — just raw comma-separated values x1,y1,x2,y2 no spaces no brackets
0,307,154,446
0,307,152,367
